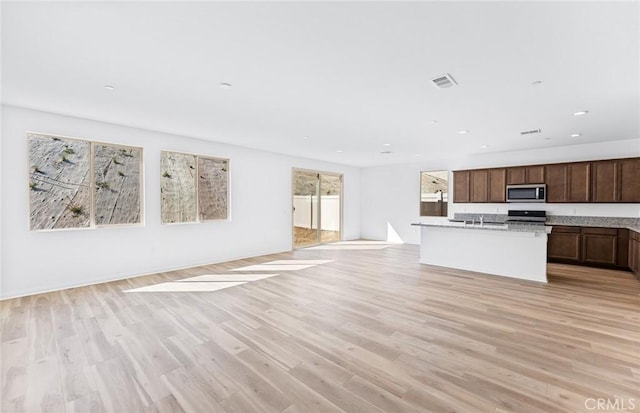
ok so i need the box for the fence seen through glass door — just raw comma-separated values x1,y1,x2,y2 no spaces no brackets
320,174,341,243
292,170,342,248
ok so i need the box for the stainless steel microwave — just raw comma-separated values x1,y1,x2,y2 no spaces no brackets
506,184,546,203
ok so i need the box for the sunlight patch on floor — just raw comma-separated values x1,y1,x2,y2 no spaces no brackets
231,259,334,272
125,259,335,293
180,273,279,282
124,281,246,293
230,264,316,271
304,244,391,250
264,259,334,265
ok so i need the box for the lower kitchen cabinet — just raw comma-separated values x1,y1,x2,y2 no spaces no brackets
548,226,631,271
629,230,640,278
548,226,581,263
581,227,618,266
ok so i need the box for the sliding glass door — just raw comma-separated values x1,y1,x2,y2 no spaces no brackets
292,169,342,248
320,174,341,243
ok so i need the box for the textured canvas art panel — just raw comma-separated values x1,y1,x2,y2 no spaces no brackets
160,151,197,223
93,144,142,225
197,156,229,220
28,133,91,230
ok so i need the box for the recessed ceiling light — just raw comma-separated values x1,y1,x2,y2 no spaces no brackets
480,145,489,149
104,85,115,91
336,150,343,153
431,120,438,124
571,133,582,137
219,82,233,89
573,110,588,116
303,136,309,139
383,143,391,147
531,80,543,86
458,130,469,134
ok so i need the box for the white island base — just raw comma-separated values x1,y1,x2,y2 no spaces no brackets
416,224,549,283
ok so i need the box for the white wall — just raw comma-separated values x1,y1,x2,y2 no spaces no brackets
361,139,640,244
0,105,361,298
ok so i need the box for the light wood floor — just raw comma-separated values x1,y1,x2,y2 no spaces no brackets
2,243,639,413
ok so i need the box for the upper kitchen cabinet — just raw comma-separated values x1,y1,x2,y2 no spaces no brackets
454,168,506,203
488,168,507,202
619,158,640,202
470,170,489,203
545,163,567,203
592,158,640,203
453,170,470,203
592,160,617,202
568,163,591,202
507,165,545,185
453,157,638,204
545,162,590,203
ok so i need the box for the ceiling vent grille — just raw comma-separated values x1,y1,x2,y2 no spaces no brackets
431,73,457,89
520,129,542,135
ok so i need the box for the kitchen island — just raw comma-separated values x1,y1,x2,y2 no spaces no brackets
412,220,552,283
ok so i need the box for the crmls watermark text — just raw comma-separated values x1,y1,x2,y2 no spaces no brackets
584,397,636,411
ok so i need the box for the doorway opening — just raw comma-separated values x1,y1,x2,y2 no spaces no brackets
292,169,343,249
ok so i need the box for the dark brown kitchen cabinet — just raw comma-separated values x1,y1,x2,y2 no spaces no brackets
507,165,545,185
548,226,581,263
470,170,489,203
488,168,506,202
619,158,640,202
629,231,640,278
507,167,525,185
545,163,567,203
455,168,506,203
591,158,640,203
545,162,591,202
592,160,618,202
453,171,470,203
568,163,591,202
453,157,638,204
581,227,618,266
549,226,631,270
617,229,629,269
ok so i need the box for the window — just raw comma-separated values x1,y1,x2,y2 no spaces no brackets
420,170,449,217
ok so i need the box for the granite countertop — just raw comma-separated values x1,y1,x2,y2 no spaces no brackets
451,213,640,233
412,219,551,234
546,216,640,232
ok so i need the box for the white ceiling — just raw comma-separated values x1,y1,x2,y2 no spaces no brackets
2,1,639,167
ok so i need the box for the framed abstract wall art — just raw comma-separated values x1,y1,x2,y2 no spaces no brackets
28,132,144,230
161,151,229,223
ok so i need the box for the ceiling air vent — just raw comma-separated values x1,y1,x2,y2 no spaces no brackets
431,73,457,89
520,129,542,135
380,151,392,154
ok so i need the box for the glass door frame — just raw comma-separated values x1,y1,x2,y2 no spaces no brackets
291,168,343,249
